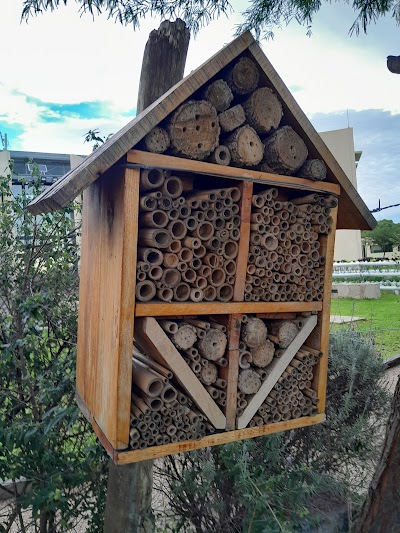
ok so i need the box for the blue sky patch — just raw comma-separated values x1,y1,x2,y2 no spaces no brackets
0,121,25,150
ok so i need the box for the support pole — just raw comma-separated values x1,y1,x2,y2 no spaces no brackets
103,18,190,533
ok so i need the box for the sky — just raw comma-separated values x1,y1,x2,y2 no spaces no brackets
0,0,399,221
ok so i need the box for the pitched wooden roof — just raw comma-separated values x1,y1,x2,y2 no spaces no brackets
28,31,375,230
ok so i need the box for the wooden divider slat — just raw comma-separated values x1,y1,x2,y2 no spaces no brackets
127,150,341,196
135,301,322,317
233,181,253,302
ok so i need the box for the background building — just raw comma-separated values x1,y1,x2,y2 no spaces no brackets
320,128,363,261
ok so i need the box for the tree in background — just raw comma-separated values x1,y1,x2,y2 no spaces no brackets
362,219,400,256
0,162,107,532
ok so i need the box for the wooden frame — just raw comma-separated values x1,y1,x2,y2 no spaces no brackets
75,155,339,461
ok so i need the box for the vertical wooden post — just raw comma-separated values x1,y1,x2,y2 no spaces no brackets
103,19,190,533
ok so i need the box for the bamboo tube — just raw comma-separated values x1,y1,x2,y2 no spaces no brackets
156,287,173,302
158,320,179,334
215,357,228,367
167,220,187,240
161,385,177,403
182,268,196,284
140,210,169,229
136,281,156,302
138,229,172,249
190,288,204,302
185,216,198,232
148,265,163,281
163,253,179,269
132,361,165,398
131,393,151,416
193,221,214,241
239,351,252,369
217,284,233,302
139,195,158,211
158,196,173,210
140,168,165,190
291,193,320,205
160,176,183,198
203,286,217,301
173,283,190,302
138,247,163,265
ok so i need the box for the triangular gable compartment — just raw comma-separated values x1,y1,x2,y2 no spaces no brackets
28,31,375,231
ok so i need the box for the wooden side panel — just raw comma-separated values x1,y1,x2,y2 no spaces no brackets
246,43,375,231
308,206,338,414
233,181,253,302
114,413,325,464
76,168,139,449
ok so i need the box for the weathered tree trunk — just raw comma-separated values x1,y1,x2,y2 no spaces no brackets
356,375,400,532
103,19,190,533
136,19,190,113
104,460,155,532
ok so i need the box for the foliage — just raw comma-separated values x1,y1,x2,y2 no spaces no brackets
362,219,400,256
0,162,108,532
83,129,113,152
21,0,400,38
153,329,390,532
21,0,232,34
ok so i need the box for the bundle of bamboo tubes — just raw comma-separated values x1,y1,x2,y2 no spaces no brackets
130,346,212,449
136,168,241,303
137,55,327,179
246,188,337,302
248,342,322,427
160,317,228,408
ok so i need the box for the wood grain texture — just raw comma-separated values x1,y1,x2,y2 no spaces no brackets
113,413,325,464
221,314,241,430
134,317,226,429
233,181,252,301
135,301,322,316
127,151,341,195
246,43,375,231
27,32,255,215
76,168,139,449
308,207,338,414
237,315,318,429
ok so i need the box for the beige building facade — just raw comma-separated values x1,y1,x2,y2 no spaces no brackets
319,128,363,261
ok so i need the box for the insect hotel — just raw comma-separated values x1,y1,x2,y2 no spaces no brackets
29,31,375,464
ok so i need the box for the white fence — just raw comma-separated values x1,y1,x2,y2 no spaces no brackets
332,261,400,289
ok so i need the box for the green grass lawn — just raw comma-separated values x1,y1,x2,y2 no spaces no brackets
330,292,400,359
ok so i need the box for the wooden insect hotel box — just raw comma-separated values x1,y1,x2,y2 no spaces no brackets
29,31,375,464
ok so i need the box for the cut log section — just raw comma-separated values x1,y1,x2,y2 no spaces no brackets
172,324,197,350
226,57,260,95
218,104,246,133
237,315,318,429
250,339,275,368
198,329,228,361
296,159,327,181
243,88,283,135
135,317,226,429
225,125,263,167
268,321,299,349
238,368,262,394
241,317,268,348
263,126,308,175
202,79,233,112
168,100,220,160
143,127,170,154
